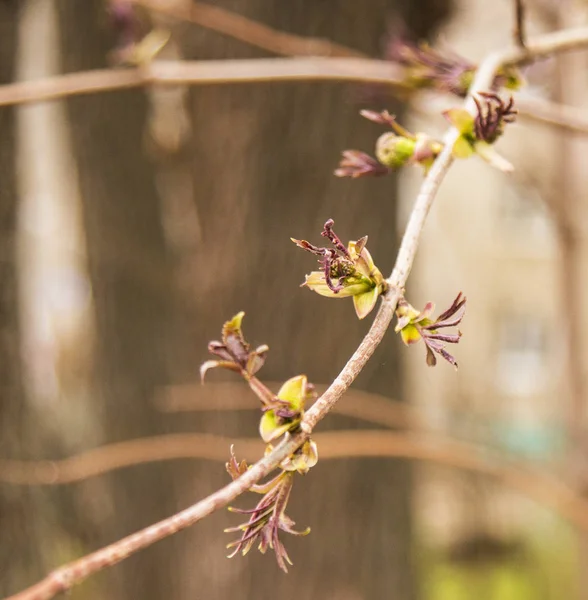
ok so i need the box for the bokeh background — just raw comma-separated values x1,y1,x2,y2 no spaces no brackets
2,0,588,598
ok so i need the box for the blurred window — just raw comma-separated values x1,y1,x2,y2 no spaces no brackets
497,182,556,255
495,315,546,397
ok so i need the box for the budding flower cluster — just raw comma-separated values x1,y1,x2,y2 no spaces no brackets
292,219,387,319
386,38,523,97
395,293,466,368
225,462,310,573
201,313,318,572
335,110,443,178
444,93,518,172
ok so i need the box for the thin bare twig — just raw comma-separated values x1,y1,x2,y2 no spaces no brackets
137,1,588,141
0,24,585,108
0,24,588,135
135,0,365,58
7,24,588,600
0,434,261,485
503,24,588,65
155,382,421,430
514,0,527,48
2,430,588,533
517,95,588,135
0,58,407,108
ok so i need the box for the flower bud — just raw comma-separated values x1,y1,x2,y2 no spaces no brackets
375,133,416,168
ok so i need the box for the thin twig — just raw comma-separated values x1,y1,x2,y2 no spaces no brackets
2,430,588,533
517,95,588,135
135,0,365,58
155,382,421,430
138,1,588,141
2,51,588,135
138,0,588,138
502,24,588,65
0,433,260,485
0,58,407,108
7,24,588,600
321,432,588,533
514,0,527,48
0,25,587,109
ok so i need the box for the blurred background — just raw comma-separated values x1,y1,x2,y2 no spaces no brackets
2,0,588,598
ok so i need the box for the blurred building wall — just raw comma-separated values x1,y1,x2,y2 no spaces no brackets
403,1,588,596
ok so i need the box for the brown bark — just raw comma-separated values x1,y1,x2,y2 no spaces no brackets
0,1,47,594
56,3,181,599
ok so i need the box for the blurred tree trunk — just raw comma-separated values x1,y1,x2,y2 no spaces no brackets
0,2,51,595
57,3,181,599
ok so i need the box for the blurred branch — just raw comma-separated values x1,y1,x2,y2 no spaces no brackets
0,23,587,105
3,60,588,137
552,26,586,458
2,430,588,532
155,382,421,430
508,24,588,65
0,58,408,108
7,23,588,600
321,431,588,533
514,0,527,48
517,95,588,135
0,433,262,485
0,24,587,136
135,0,365,58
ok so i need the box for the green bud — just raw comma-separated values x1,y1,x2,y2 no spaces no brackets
498,65,524,91
375,133,416,168
457,69,475,96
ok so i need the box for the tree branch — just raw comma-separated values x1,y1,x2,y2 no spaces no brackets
7,23,588,600
135,0,365,58
2,430,588,532
0,58,407,108
517,95,588,135
154,382,420,430
502,24,588,65
3,40,588,133
514,0,527,48
0,25,587,109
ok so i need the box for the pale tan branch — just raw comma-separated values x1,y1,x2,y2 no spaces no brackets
501,24,588,65
0,434,262,485
320,431,588,533
8,23,588,600
517,95,588,135
155,382,420,430
136,0,364,58
3,53,588,136
0,20,586,110
2,431,588,533
0,58,407,108
514,0,527,48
